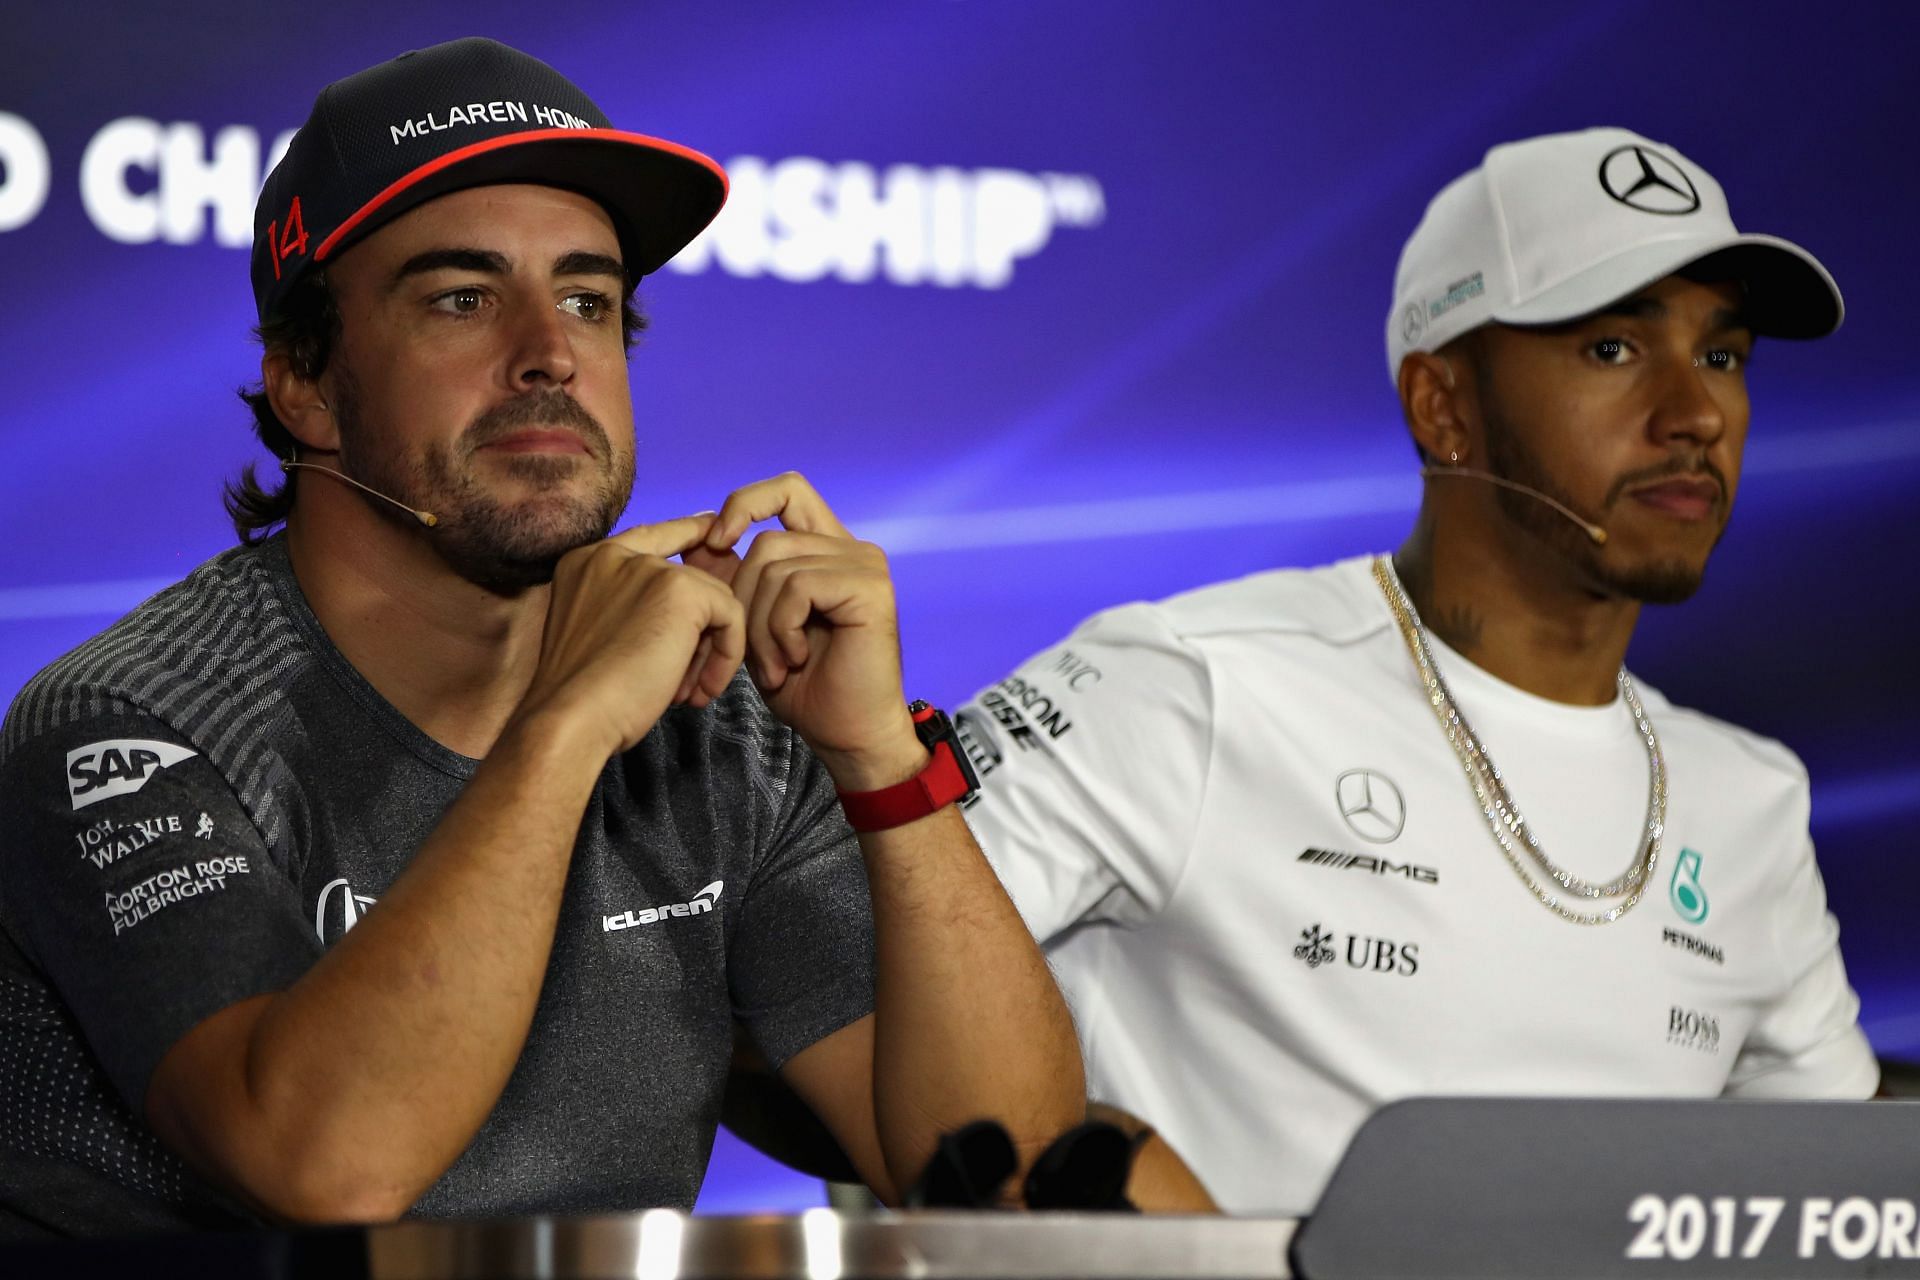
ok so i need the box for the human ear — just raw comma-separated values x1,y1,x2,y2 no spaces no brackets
1398,350,1473,466
262,350,341,454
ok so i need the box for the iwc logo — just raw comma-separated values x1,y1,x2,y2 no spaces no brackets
1669,847,1709,924
1598,144,1701,215
1335,769,1405,843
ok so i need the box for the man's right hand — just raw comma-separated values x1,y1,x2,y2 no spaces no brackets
146,517,747,1224
515,514,748,757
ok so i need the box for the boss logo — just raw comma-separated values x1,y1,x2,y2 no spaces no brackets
1668,1005,1721,1054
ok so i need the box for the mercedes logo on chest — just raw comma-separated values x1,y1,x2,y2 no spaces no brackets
1598,145,1701,215
1335,768,1406,843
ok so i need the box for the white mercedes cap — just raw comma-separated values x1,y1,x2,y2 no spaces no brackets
1386,126,1843,382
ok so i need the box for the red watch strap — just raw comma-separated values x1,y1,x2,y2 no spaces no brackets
837,739,971,833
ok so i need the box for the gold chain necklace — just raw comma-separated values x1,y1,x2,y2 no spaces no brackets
1371,555,1665,926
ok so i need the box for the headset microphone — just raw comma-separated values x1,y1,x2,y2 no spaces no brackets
280,459,439,527
1420,465,1607,546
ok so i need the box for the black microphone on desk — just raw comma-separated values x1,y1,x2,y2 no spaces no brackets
280,457,439,527
1420,464,1607,546
905,1120,1017,1209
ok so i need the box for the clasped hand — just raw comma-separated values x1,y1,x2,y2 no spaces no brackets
526,473,921,790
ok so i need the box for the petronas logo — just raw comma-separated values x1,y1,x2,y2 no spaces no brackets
1670,848,1709,924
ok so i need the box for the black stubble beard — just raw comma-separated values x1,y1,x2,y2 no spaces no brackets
1480,401,1713,606
332,371,634,595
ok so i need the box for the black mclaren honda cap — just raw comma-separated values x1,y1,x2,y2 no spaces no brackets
251,36,728,322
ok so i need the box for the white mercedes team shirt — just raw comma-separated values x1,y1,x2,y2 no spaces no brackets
958,554,1876,1216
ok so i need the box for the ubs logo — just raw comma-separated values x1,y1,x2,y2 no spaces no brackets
1336,769,1406,843
1292,923,1420,977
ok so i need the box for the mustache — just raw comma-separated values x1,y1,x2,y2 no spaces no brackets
461,391,611,460
1604,454,1728,507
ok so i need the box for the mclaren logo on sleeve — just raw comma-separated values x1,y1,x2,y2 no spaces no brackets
604,881,725,932
66,739,199,811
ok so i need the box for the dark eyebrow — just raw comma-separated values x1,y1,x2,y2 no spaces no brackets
1595,296,1750,335
1706,306,1752,337
387,248,625,293
1595,295,1666,320
388,248,509,291
554,251,626,282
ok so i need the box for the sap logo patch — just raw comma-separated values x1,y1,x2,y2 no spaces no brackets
66,740,198,811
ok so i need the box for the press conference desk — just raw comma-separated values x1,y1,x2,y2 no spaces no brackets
10,1099,1920,1278
372,1211,1295,1278
5,1212,1296,1280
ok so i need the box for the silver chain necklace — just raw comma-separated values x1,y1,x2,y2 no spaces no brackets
1372,555,1666,926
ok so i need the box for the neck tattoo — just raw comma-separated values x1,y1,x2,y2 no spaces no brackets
1372,555,1665,926
1427,602,1484,655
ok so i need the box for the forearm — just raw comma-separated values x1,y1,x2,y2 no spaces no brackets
861,805,1085,1191
148,709,606,1220
1085,1102,1219,1213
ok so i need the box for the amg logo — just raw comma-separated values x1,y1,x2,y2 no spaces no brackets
1297,847,1438,885
1662,927,1725,965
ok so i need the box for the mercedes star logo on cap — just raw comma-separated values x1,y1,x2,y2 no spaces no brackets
1336,768,1406,843
1598,144,1702,215
1401,303,1427,345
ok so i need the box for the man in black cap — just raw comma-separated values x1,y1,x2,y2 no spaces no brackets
0,38,1080,1234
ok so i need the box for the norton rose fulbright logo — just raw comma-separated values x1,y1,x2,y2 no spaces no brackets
604,881,724,932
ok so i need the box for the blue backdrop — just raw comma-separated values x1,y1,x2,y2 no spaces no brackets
2,1,1915,1212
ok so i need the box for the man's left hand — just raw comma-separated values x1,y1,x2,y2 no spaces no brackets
689,473,923,791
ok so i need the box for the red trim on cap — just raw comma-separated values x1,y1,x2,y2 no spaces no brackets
313,127,728,262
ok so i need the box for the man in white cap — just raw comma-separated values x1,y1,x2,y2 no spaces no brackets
956,127,1878,1216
